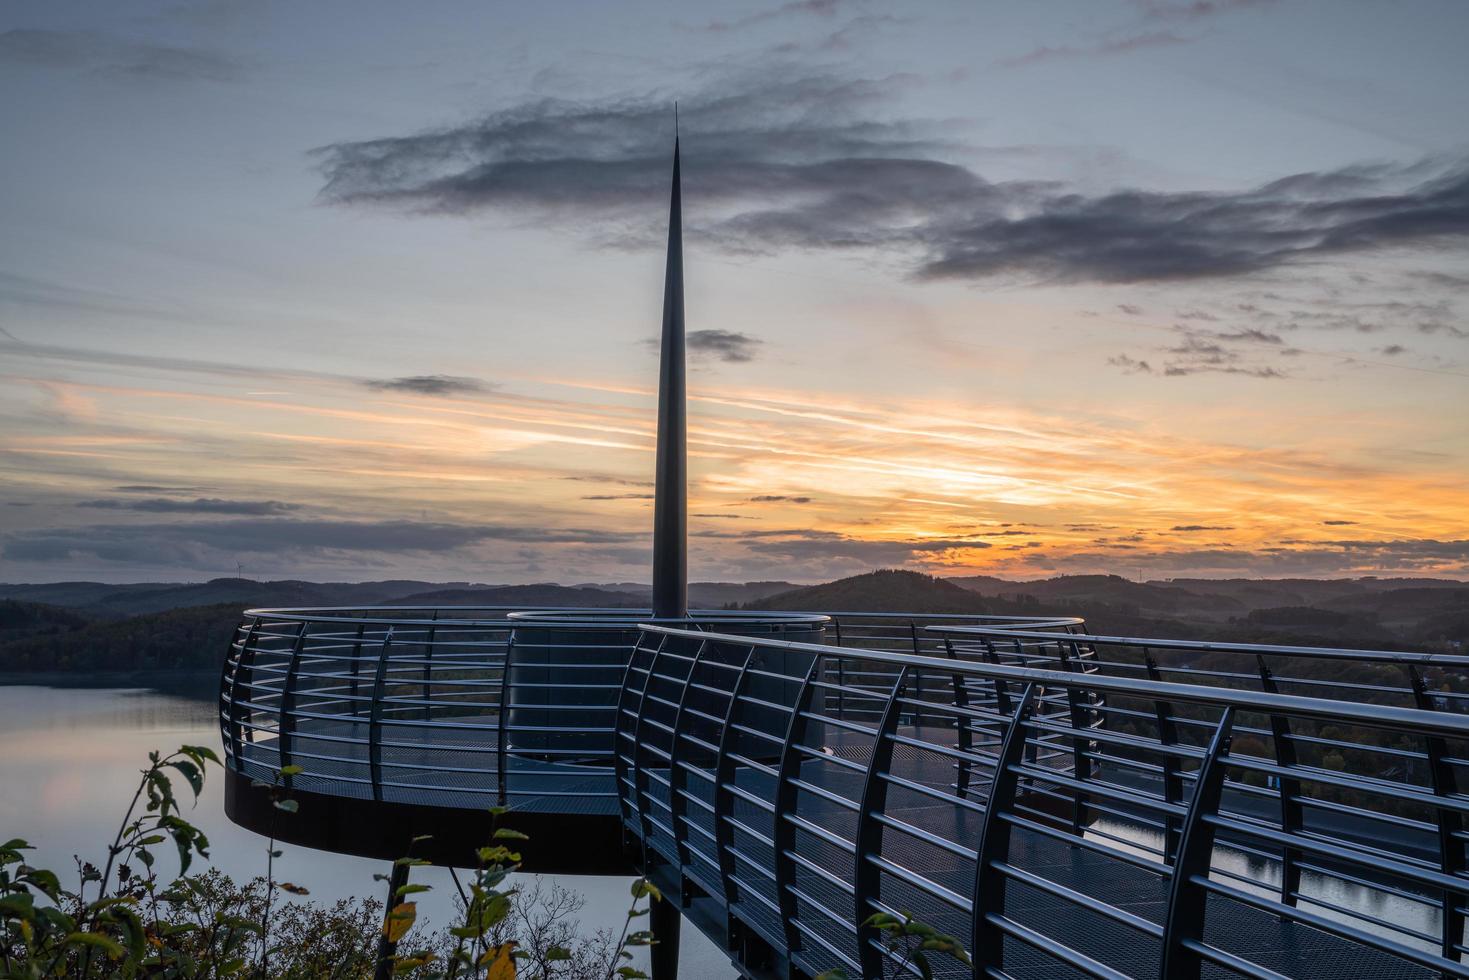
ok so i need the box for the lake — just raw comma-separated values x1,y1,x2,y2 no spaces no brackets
0,683,731,976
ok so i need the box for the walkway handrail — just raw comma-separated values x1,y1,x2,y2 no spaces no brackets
621,623,1469,980
931,623,1469,668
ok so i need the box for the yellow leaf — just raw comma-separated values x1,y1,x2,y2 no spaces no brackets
383,901,417,943
479,941,517,980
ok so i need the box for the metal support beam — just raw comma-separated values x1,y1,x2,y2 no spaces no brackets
368,629,394,803
1409,665,1466,962
970,683,1037,977
1159,705,1236,980
854,666,910,978
1255,656,1303,907
278,621,308,788
650,892,682,980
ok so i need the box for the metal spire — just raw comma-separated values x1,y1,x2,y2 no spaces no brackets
651,115,687,619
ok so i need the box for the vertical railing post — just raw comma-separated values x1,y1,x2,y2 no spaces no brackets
1143,648,1183,862
1255,656,1303,906
422,610,438,722
277,621,308,789
774,653,821,960
1408,665,1466,963
832,617,845,718
1159,706,1236,980
946,638,975,799
1059,640,1092,832
714,644,758,921
853,665,910,979
368,629,394,803
668,637,711,888
348,622,366,720
969,683,1037,978
497,627,516,807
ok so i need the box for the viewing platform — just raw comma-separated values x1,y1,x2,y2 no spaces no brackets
219,604,1469,978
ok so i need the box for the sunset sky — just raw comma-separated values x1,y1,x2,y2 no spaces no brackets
2,0,1466,584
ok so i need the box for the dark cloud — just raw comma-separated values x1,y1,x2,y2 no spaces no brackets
688,329,762,363
694,0,847,33
1117,304,1145,315
114,484,209,494
1379,344,1408,356
561,475,654,487
581,493,656,500
2,519,641,565
648,329,763,363
1108,354,1153,374
1322,520,1359,526
1000,31,1190,68
1169,524,1235,532
1136,0,1277,21
1112,330,1288,379
314,75,1469,286
0,28,241,82
78,497,300,516
363,375,493,396
750,495,813,503
692,513,756,520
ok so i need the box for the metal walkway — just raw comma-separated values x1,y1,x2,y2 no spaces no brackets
218,606,1469,978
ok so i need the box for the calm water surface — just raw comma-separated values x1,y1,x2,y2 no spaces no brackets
0,685,730,976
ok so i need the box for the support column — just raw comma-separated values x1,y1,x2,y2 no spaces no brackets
651,894,682,980
373,861,410,980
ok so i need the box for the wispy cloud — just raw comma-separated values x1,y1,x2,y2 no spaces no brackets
78,497,300,516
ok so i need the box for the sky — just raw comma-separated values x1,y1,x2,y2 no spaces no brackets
1,0,1466,585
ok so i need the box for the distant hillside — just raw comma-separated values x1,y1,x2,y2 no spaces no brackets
0,599,97,639
0,570,1461,676
0,578,453,616
751,570,992,614
949,573,1467,646
390,584,645,608
0,602,240,672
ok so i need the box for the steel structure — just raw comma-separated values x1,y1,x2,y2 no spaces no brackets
219,605,1469,977
618,624,1469,980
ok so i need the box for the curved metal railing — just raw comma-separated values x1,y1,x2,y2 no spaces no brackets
618,624,1469,980
218,606,1071,814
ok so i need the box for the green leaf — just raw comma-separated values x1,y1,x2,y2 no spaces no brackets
630,879,661,901
546,945,571,961
273,799,299,813
395,883,432,897
168,759,204,797
279,764,305,777
66,931,125,959
181,744,221,765
492,828,528,841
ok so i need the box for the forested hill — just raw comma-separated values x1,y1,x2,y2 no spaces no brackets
750,570,1467,651
0,570,1463,674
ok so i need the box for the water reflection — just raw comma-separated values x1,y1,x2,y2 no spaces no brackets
0,685,730,977
1087,816,1440,952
